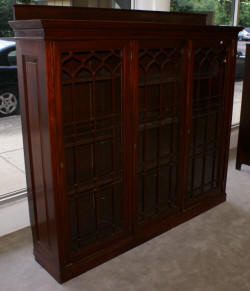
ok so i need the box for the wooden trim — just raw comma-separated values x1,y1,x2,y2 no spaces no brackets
12,6,238,282
13,4,207,24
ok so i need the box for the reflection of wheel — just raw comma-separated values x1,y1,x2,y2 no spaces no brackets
0,89,19,117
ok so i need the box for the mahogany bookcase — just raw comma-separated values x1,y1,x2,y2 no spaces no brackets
10,5,241,282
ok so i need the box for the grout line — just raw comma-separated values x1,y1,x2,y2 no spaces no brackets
0,155,25,174
231,123,240,129
0,147,23,155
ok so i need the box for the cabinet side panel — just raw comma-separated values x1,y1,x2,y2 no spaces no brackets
23,57,49,245
16,40,60,279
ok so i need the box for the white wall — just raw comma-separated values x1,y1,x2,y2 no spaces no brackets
134,0,170,11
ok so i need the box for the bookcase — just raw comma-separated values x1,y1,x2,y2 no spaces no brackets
10,5,241,282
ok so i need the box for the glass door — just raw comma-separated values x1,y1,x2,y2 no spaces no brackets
57,40,131,256
186,40,229,206
135,40,186,225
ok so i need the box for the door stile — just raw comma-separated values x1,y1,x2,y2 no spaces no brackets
130,40,139,233
49,41,70,267
122,40,135,233
178,40,194,210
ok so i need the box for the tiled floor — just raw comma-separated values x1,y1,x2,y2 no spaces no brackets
0,116,26,196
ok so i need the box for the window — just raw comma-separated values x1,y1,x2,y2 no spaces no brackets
170,0,233,25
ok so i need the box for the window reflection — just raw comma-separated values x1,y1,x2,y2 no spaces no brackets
15,0,131,9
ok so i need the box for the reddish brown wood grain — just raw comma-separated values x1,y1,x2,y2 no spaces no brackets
13,4,208,24
9,5,241,283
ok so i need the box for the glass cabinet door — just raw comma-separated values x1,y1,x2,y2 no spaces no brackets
58,41,130,255
186,40,229,206
136,40,186,224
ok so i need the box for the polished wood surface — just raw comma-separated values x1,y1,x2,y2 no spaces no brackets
10,5,241,283
13,4,207,24
236,44,250,170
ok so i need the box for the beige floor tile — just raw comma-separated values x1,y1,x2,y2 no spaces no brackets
0,157,26,195
1,149,25,173
0,115,23,153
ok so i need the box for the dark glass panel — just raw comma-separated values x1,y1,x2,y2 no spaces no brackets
137,176,144,222
69,200,78,252
75,82,92,122
144,169,157,217
146,127,158,162
160,123,171,157
114,130,122,171
62,84,73,124
76,68,92,79
158,165,170,208
77,144,93,183
96,139,113,176
78,193,96,238
204,152,214,190
147,84,160,108
196,117,206,147
63,57,81,74
99,187,113,228
162,82,175,109
114,183,123,229
137,130,143,167
65,147,75,189
193,156,203,194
